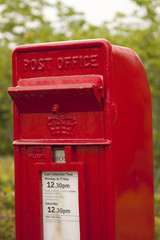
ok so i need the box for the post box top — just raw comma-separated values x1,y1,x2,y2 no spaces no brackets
10,39,112,113
11,38,112,89
12,38,111,54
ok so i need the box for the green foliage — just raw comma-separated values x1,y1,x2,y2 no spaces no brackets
0,46,13,154
0,157,15,239
154,169,160,195
155,193,160,240
0,0,53,45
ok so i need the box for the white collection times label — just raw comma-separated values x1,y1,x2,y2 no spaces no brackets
42,171,80,240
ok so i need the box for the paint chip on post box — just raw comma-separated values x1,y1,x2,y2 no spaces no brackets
8,39,155,240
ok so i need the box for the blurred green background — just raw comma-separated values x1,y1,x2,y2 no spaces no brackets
0,0,160,239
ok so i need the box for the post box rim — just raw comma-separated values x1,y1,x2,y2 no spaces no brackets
12,38,111,56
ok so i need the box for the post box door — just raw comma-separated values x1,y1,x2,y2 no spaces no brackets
25,145,106,240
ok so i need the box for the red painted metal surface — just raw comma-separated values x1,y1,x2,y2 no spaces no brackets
8,39,155,240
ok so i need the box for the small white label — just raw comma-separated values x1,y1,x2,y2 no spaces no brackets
53,148,65,163
42,171,80,240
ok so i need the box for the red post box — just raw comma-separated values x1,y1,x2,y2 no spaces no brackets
8,39,155,240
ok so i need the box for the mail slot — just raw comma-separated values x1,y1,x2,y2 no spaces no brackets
8,39,155,240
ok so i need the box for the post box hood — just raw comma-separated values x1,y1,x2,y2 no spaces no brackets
8,75,104,113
